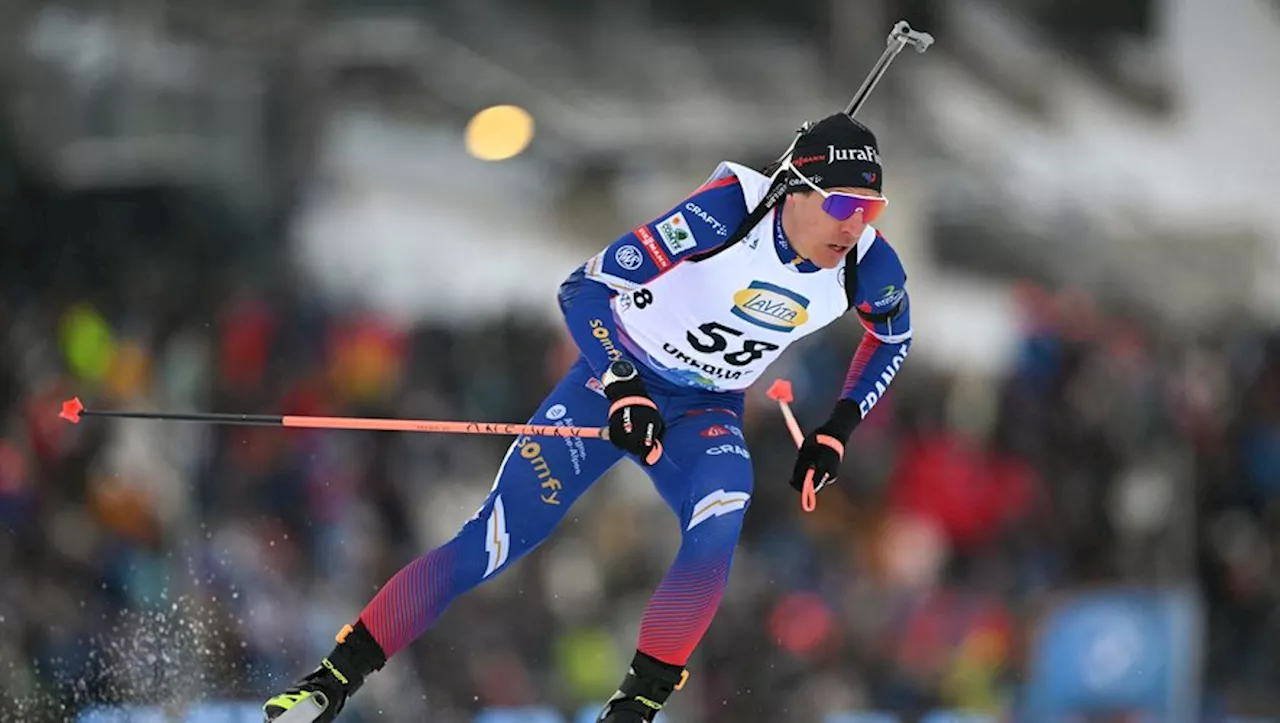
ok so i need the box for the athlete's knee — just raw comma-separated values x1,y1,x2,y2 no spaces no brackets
684,486,751,536
454,487,567,584
472,492,523,580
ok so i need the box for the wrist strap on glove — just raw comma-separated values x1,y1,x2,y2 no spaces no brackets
814,434,845,457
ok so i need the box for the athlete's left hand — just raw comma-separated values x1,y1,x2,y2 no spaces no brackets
789,431,844,493
789,399,861,493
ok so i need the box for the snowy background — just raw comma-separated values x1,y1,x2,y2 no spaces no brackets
2,0,1280,721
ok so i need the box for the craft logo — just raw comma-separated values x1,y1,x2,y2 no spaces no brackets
657,212,697,255
731,281,810,332
705,444,751,459
684,202,728,237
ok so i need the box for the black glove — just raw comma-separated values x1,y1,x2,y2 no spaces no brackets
789,399,861,493
602,361,665,466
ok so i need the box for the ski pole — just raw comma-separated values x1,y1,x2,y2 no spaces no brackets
844,20,934,119
58,397,609,440
766,379,825,513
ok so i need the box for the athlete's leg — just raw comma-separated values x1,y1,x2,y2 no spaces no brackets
264,358,622,722
359,361,620,658
598,406,754,723
638,409,753,665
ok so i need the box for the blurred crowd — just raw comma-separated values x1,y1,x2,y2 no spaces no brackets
2,161,1280,723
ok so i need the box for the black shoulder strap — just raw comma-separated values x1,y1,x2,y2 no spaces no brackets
691,121,820,263
842,255,859,309
688,170,791,264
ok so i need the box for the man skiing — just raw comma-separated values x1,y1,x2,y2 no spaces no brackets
263,112,912,723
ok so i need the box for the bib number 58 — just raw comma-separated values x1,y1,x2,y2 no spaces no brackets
687,322,780,366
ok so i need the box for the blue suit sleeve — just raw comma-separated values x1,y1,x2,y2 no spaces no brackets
839,235,913,417
850,235,912,344
557,178,747,377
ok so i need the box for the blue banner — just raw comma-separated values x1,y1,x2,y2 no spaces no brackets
1018,587,1203,722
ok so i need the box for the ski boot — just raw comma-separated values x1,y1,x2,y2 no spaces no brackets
263,620,387,723
597,651,688,723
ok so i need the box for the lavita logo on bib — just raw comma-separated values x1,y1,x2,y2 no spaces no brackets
731,281,810,332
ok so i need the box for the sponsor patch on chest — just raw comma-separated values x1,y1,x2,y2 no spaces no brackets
730,281,810,332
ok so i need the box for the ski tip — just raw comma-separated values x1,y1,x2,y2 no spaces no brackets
269,691,329,723
766,379,794,403
59,397,84,424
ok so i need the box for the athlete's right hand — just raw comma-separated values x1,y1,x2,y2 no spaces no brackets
602,361,665,466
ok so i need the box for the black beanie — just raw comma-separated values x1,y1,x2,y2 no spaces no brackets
785,114,883,193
